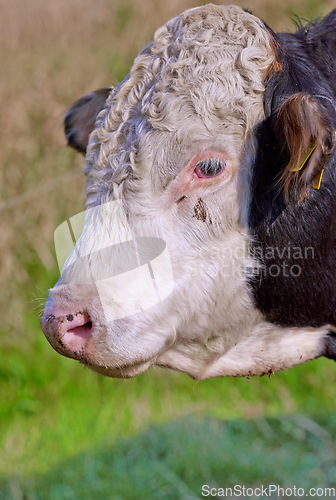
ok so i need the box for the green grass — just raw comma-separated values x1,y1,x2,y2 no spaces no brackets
2,412,336,499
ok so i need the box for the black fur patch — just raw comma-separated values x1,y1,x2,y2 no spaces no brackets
64,88,111,153
249,164,336,327
248,11,336,328
323,330,336,360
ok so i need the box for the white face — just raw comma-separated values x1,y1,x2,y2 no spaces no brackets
42,5,276,378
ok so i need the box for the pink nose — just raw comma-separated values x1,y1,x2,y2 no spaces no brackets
41,311,93,356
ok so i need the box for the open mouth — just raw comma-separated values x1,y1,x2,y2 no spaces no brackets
66,319,93,339
59,312,93,353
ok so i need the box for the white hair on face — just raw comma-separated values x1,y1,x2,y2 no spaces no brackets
84,4,276,209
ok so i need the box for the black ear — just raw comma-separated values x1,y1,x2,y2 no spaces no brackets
64,88,111,154
248,93,335,229
248,12,336,229
260,9,336,201
274,92,336,200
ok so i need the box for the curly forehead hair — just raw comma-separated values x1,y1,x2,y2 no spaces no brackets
85,4,275,207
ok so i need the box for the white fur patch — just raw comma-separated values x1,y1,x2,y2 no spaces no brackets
157,321,328,380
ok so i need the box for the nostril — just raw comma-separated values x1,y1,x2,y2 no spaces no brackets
67,314,74,322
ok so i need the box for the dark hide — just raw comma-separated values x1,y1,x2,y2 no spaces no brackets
249,11,336,338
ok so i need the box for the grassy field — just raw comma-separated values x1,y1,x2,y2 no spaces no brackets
1,0,336,498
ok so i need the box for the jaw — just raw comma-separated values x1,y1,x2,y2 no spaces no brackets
83,358,152,378
156,321,329,380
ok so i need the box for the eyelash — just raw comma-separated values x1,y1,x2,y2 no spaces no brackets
194,158,226,178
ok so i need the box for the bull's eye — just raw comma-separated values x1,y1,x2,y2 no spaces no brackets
195,158,225,178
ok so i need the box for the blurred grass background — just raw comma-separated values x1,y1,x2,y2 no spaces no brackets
1,0,336,498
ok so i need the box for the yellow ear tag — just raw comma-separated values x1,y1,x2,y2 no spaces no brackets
289,131,335,190
290,144,316,173
312,169,324,190
312,131,336,190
